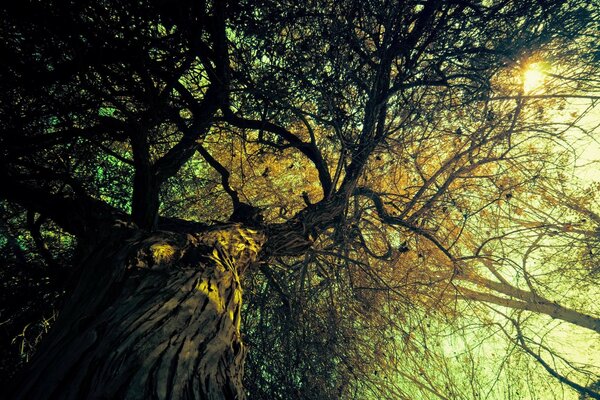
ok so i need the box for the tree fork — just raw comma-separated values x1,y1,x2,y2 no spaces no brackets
12,224,265,400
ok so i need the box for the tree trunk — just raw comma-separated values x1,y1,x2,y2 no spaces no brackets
13,224,264,400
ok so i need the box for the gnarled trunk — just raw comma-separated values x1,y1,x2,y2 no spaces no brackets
13,224,264,400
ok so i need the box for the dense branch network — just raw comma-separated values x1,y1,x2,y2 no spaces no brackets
1,0,599,398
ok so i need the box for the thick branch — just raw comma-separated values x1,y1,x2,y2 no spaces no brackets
131,127,157,230
354,187,456,262
1,116,130,160
458,274,541,304
197,144,240,208
153,83,224,186
221,110,333,197
458,286,600,334
264,196,347,257
155,2,229,179
130,3,229,230
0,172,121,237
26,211,58,268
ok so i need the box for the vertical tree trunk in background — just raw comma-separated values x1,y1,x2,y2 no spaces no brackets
13,224,264,400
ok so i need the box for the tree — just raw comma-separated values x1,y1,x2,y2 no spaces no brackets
1,0,599,399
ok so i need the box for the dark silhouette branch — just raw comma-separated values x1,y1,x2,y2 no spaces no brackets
26,211,59,269
196,144,240,208
0,172,121,237
354,187,457,262
220,109,333,197
510,320,600,400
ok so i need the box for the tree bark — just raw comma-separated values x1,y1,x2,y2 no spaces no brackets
12,224,264,400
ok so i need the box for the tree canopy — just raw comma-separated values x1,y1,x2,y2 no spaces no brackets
1,0,600,399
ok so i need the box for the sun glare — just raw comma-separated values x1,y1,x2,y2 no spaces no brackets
523,62,546,93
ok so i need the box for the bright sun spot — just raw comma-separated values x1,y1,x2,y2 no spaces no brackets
523,62,546,93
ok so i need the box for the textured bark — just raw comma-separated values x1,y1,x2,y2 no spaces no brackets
13,224,264,400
